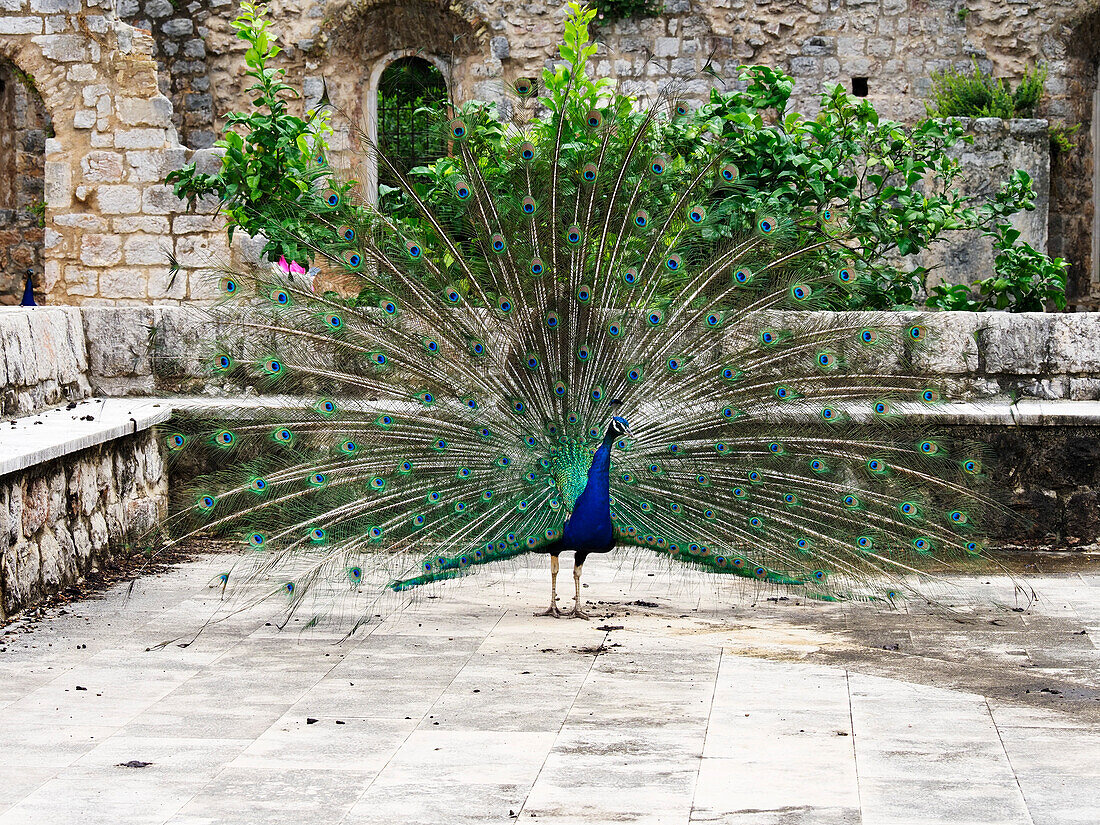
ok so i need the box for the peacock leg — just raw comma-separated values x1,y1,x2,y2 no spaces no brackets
569,558,589,619
536,555,562,617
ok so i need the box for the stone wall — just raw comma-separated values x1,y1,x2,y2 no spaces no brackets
0,427,165,618
0,0,1077,306
9,305,1100,562
0,0,241,305
6,305,1100,403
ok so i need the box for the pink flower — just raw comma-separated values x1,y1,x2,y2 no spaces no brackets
276,256,307,276
273,256,316,292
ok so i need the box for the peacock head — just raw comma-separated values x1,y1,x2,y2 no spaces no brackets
608,415,632,440
607,399,632,440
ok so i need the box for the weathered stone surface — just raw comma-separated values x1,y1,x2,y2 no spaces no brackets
80,306,155,385
978,313,1051,375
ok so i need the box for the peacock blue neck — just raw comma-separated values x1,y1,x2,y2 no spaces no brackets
560,429,616,554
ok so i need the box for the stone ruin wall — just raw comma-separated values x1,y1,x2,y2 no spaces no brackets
0,0,1092,305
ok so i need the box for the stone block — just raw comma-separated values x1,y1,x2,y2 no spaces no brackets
98,267,149,299
114,128,168,150
80,233,123,266
490,35,510,59
654,37,679,57
189,147,225,176
145,0,172,16
1047,314,1100,374
33,33,84,60
72,520,91,564
64,266,98,297
81,151,125,183
789,56,821,76
81,306,155,379
22,476,48,537
123,233,168,266
0,313,35,396
115,216,170,234
176,234,228,268
31,0,78,11
127,147,186,182
0,16,41,33
188,269,222,300
977,313,1049,375
148,269,187,300
172,214,219,234
89,510,107,552
2,539,39,615
71,459,98,517
117,95,173,127
38,526,68,588
97,184,142,214
73,110,96,130
912,312,980,374
161,16,193,36
142,184,183,214
44,161,72,208
183,38,206,59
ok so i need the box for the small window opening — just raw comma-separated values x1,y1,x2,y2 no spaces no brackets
852,77,869,97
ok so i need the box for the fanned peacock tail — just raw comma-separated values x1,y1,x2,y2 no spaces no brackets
157,11,1019,630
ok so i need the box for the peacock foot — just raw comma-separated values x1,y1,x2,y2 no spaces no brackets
536,605,563,618
569,606,590,620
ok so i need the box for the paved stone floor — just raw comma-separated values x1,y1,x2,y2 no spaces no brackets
1,550,1099,825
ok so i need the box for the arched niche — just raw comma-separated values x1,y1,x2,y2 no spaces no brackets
0,59,51,304
364,52,451,204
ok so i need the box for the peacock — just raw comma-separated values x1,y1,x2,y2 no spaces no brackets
157,7,1014,631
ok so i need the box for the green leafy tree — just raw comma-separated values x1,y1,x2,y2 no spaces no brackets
165,2,345,265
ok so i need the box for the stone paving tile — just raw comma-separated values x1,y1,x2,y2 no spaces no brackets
2,553,1100,824
166,767,372,825
229,713,417,772
0,720,118,768
692,754,860,818
859,777,1032,825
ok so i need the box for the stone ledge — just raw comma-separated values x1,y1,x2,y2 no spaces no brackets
160,396,1100,427
0,397,171,477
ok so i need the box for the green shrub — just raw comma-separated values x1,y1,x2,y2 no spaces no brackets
928,223,1068,311
591,0,663,23
927,60,1046,119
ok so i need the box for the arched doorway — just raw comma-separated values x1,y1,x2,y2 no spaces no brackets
0,61,50,304
366,53,450,203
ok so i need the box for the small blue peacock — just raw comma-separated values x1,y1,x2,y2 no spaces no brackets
159,10,1008,630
